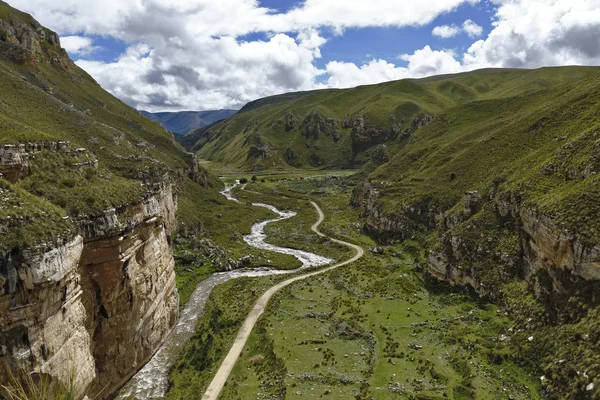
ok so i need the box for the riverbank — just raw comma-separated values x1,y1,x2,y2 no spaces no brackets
118,182,336,398
217,176,543,399
202,201,363,399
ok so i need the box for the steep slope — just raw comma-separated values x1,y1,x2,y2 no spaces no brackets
181,67,600,171
351,70,600,398
140,109,237,136
0,2,201,397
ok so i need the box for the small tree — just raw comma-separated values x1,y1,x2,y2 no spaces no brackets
251,175,257,183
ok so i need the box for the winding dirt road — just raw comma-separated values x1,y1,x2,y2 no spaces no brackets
202,201,364,400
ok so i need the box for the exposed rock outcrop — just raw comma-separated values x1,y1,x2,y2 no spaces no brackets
351,181,440,240
0,144,29,183
0,235,96,397
0,142,97,184
285,112,297,132
300,111,338,139
347,116,401,151
354,180,600,318
463,190,479,218
0,182,179,398
370,144,390,165
0,16,74,71
401,114,434,139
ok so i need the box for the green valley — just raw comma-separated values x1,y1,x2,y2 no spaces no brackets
2,1,600,399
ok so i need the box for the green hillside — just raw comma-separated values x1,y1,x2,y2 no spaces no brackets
0,0,192,251
368,71,600,241
350,70,600,398
180,66,600,171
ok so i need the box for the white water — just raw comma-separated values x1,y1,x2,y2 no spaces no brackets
116,182,331,399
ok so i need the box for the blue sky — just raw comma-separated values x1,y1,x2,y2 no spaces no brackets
10,0,600,111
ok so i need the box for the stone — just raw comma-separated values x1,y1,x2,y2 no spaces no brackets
463,191,479,218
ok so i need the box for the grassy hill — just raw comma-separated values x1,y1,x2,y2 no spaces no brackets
349,69,600,398
0,0,194,252
367,71,600,241
140,109,237,136
180,66,600,171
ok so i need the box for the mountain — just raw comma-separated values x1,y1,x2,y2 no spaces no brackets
140,109,237,135
178,65,600,398
0,1,216,397
349,68,600,398
180,67,600,171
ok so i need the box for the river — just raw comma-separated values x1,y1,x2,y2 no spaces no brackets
116,182,332,399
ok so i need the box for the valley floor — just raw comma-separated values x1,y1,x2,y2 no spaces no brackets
169,172,542,400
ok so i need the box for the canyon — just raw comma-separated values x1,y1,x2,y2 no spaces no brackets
1,178,179,397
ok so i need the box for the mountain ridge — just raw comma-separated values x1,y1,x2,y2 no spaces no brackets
180,66,600,171
0,2,214,397
141,109,237,135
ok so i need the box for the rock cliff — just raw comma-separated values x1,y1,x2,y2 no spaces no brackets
0,3,194,397
0,235,95,397
352,179,600,327
0,181,179,397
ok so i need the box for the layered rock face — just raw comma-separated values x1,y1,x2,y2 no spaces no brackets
0,142,95,184
351,180,441,240
353,183,600,315
0,15,73,70
0,235,96,397
0,144,30,183
79,184,179,395
0,183,179,398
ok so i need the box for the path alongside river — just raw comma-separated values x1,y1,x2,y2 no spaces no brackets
117,183,332,399
202,200,364,400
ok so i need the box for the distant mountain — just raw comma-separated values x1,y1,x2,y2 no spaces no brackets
180,66,600,171
141,109,237,135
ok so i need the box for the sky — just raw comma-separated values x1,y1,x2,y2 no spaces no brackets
9,0,600,112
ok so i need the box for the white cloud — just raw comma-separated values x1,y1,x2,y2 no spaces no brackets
7,0,600,111
10,0,480,38
463,0,600,69
8,0,478,110
76,33,325,111
326,46,463,88
60,36,98,56
275,0,481,33
462,19,483,37
325,0,600,90
433,19,482,39
432,25,461,38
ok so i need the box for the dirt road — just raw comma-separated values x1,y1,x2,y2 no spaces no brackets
202,201,364,400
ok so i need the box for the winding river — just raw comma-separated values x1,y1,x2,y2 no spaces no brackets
116,183,332,399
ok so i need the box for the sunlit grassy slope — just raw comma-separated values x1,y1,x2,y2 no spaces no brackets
181,66,600,171
369,70,600,243
0,0,191,251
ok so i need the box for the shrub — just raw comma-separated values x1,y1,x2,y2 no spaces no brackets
0,365,79,400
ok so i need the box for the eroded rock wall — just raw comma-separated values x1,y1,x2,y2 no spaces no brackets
79,202,178,395
0,235,96,397
0,183,179,398
353,183,600,311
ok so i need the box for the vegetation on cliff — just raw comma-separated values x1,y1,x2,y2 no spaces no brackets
349,70,600,398
0,0,194,255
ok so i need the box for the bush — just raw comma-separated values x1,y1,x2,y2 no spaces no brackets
239,178,248,184
0,365,79,400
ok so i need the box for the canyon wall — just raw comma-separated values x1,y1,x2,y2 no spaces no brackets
352,181,600,315
0,181,179,398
